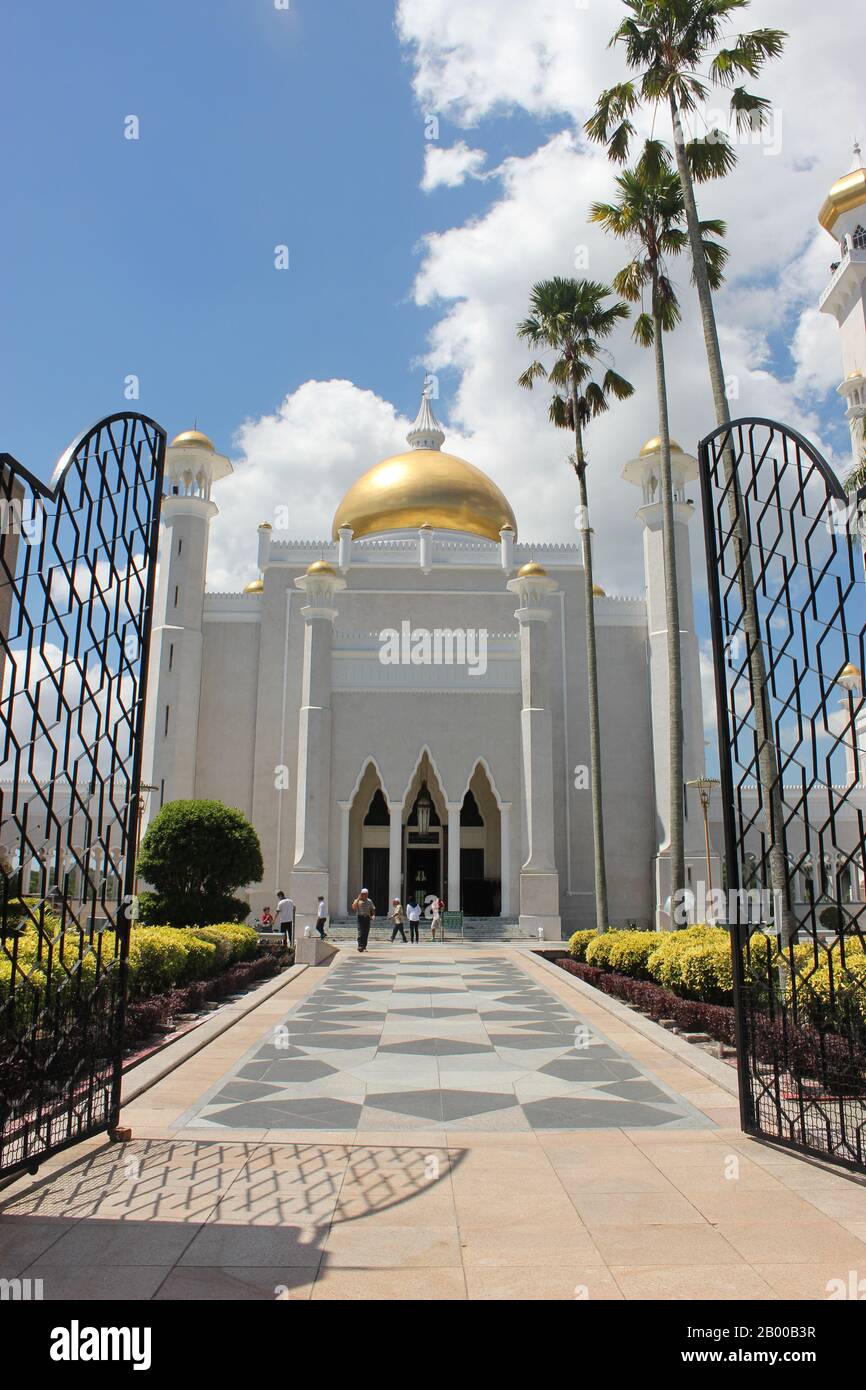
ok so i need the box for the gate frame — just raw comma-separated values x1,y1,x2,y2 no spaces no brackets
0,412,165,1179
698,415,866,1172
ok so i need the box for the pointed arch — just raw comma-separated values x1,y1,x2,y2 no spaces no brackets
399,744,451,810
345,755,390,808
458,755,504,808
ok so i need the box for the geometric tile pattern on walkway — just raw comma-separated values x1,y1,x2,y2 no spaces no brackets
179,953,708,1132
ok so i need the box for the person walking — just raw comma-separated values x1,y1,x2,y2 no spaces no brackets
430,896,444,941
351,888,376,953
315,895,328,940
388,899,407,944
274,891,295,947
407,898,421,944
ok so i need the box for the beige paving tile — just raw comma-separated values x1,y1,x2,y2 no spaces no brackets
34,1219,205,1267
26,1265,173,1301
554,1157,683,1196
612,1264,778,1300
457,1223,601,1267
753,1263,866,1300
179,1222,324,1267
321,1222,462,1267
0,1218,79,1275
155,1265,316,1300
311,1266,467,1299
572,1191,705,1229
588,1222,743,1267
716,1219,866,1265
465,1263,624,1300
674,1185,826,1225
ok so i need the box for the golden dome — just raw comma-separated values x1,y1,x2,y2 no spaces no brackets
306,560,337,576
517,561,547,578
592,583,606,597
243,578,264,595
170,429,215,451
332,449,517,544
640,435,683,457
259,521,273,530
847,370,864,380
838,662,862,690
819,158,866,235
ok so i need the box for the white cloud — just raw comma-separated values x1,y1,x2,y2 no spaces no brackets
203,0,860,599
421,141,487,191
208,381,419,591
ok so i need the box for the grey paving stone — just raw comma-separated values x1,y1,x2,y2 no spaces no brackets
440,1090,520,1121
521,1097,684,1129
378,1039,493,1056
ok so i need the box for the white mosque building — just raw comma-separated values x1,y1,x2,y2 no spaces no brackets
139,149,866,938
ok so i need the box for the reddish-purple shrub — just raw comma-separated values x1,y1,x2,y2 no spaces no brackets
555,958,865,1092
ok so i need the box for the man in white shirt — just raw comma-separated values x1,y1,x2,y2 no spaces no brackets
316,896,328,940
406,899,422,944
274,891,295,947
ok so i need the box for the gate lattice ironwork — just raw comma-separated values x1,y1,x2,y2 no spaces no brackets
0,413,165,1178
699,417,866,1173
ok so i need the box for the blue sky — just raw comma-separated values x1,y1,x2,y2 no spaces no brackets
1,0,512,468
1,0,860,616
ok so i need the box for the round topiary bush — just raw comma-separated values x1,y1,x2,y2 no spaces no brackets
137,799,263,928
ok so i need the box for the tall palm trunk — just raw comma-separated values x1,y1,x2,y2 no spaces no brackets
651,279,685,924
571,383,609,932
670,96,793,940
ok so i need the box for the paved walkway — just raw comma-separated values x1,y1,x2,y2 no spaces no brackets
2,947,866,1300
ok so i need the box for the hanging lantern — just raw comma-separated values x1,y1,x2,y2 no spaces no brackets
416,782,433,835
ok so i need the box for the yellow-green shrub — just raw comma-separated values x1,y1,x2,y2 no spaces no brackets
195,923,258,964
595,930,658,979
647,926,732,999
126,927,203,998
568,930,597,962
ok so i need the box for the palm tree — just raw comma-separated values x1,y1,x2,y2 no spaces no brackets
591,151,727,923
516,277,634,933
586,1,794,938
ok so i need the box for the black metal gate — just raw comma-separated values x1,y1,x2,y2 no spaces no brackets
0,413,165,1178
700,417,866,1173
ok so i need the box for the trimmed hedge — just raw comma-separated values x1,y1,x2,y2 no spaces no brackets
124,953,282,1046
556,957,866,1095
0,921,261,1010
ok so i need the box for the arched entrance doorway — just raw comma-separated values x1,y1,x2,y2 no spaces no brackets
459,762,502,916
403,755,447,907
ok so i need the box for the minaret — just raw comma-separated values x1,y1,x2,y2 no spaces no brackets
141,429,232,818
622,437,715,928
406,378,446,451
818,143,866,466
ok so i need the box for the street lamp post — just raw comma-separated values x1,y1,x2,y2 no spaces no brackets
687,777,720,922
134,784,158,897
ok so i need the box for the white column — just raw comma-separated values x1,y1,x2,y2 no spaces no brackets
388,801,403,905
447,802,461,911
290,565,345,919
500,802,512,917
506,568,562,940
337,801,351,917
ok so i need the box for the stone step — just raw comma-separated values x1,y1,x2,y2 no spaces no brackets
317,918,537,942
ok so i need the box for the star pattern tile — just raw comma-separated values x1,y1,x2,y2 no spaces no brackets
182,953,709,1133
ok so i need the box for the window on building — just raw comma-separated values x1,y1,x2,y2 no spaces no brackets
363,789,390,825
169,643,174,672
164,705,170,737
460,790,484,826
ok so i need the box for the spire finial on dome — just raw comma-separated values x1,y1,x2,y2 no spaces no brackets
853,138,863,168
406,376,446,451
